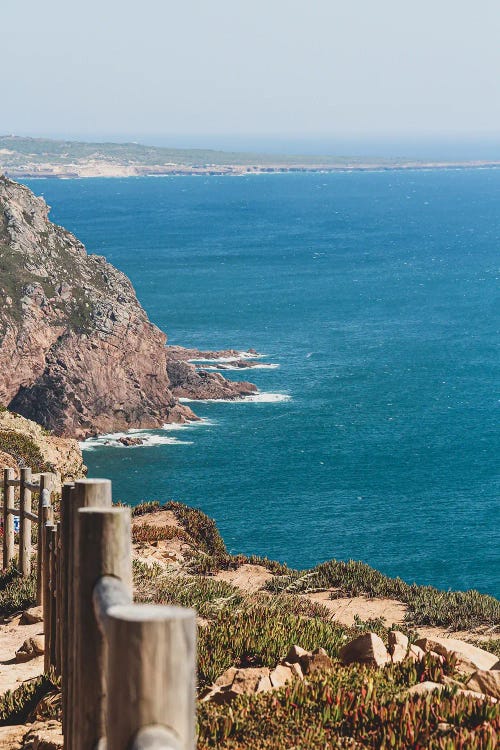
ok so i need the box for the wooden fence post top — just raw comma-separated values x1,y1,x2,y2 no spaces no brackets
78,506,128,516
107,604,196,623
74,478,112,486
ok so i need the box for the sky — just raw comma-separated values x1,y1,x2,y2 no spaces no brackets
1,0,500,153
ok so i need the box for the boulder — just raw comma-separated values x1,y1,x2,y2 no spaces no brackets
231,668,272,695
388,631,409,663
407,681,445,696
269,664,294,688
339,633,390,667
285,644,309,663
467,670,500,700
299,649,334,675
20,606,43,625
214,666,238,688
407,644,425,662
15,636,44,662
415,637,498,673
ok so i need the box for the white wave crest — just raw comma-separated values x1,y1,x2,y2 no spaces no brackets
188,351,266,363
178,392,291,404
201,363,280,371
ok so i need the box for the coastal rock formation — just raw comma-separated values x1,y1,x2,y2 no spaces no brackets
166,358,258,400
0,176,197,438
0,409,84,481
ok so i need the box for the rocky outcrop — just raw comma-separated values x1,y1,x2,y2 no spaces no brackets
0,176,196,437
0,409,84,481
166,358,257,400
166,346,260,361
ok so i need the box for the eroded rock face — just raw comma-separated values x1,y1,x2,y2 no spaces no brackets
0,176,195,437
166,358,257,401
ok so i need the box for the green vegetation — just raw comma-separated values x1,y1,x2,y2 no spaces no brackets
198,669,499,749
0,431,52,473
0,567,36,616
266,560,500,631
0,674,60,725
0,135,407,169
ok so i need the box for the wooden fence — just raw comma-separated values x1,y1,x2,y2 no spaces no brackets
1,472,196,750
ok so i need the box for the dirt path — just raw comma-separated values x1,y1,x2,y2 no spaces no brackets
0,615,44,696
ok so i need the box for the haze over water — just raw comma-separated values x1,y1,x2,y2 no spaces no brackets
25,170,499,597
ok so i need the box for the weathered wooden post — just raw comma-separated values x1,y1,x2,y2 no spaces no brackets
48,525,58,669
37,473,54,604
74,506,132,750
105,604,196,750
19,467,32,576
67,479,112,750
3,468,15,568
59,483,74,738
43,522,56,673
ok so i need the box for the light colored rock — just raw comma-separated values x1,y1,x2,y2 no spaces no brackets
467,670,500,700
407,644,425,662
415,637,498,673
230,667,272,696
15,636,44,662
285,644,309,663
407,681,445,696
214,666,238,688
288,662,304,680
20,606,43,625
269,664,294,688
388,631,409,664
407,680,495,702
339,632,390,667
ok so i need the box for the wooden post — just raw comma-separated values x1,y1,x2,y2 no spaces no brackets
37,473,53,604
49,525,58,669
105,604,196,750
55,524,62,676
59,483,74,740
19,467,32,576
3,469,15,568
43,522,55,673
74,507,132,750
68,479,112,750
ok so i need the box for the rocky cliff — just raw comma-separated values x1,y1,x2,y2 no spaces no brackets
0,176,196,438
0,177,258,438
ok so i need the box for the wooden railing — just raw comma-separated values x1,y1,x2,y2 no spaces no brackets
2,468,57,602
2,472,196,750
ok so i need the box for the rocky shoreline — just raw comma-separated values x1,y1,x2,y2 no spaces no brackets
0,176,259,438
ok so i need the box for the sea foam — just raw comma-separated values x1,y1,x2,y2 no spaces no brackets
178,392,291,404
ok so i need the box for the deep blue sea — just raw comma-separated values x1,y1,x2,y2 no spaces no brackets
24,171,499,597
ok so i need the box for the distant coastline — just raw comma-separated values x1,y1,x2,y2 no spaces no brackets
2,134,500,179
5,160,500,179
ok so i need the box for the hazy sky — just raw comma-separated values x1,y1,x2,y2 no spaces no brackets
2,0,500,146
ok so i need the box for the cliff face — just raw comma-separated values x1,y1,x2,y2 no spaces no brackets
0,176,193,438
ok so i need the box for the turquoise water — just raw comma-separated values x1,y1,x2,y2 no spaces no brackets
24,172,499,597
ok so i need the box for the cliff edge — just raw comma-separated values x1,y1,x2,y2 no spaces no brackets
0,176,194,438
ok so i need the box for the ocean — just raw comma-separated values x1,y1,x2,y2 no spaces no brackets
24,170,499,597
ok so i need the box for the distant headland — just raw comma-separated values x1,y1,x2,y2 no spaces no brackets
2,135,500,179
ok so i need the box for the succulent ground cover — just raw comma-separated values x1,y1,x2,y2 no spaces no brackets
0,499,499,746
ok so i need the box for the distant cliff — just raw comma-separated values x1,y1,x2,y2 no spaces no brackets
0,176,195,438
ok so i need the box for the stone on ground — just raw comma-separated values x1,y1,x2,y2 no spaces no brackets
388,630,409,663
339,632,390,667
415,636,498,672
15,636,44,663
466,670,500,700
20,607,43,625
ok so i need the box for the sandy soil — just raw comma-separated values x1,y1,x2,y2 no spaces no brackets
0,615,44,696
131,509,182,530
215,564,274,594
